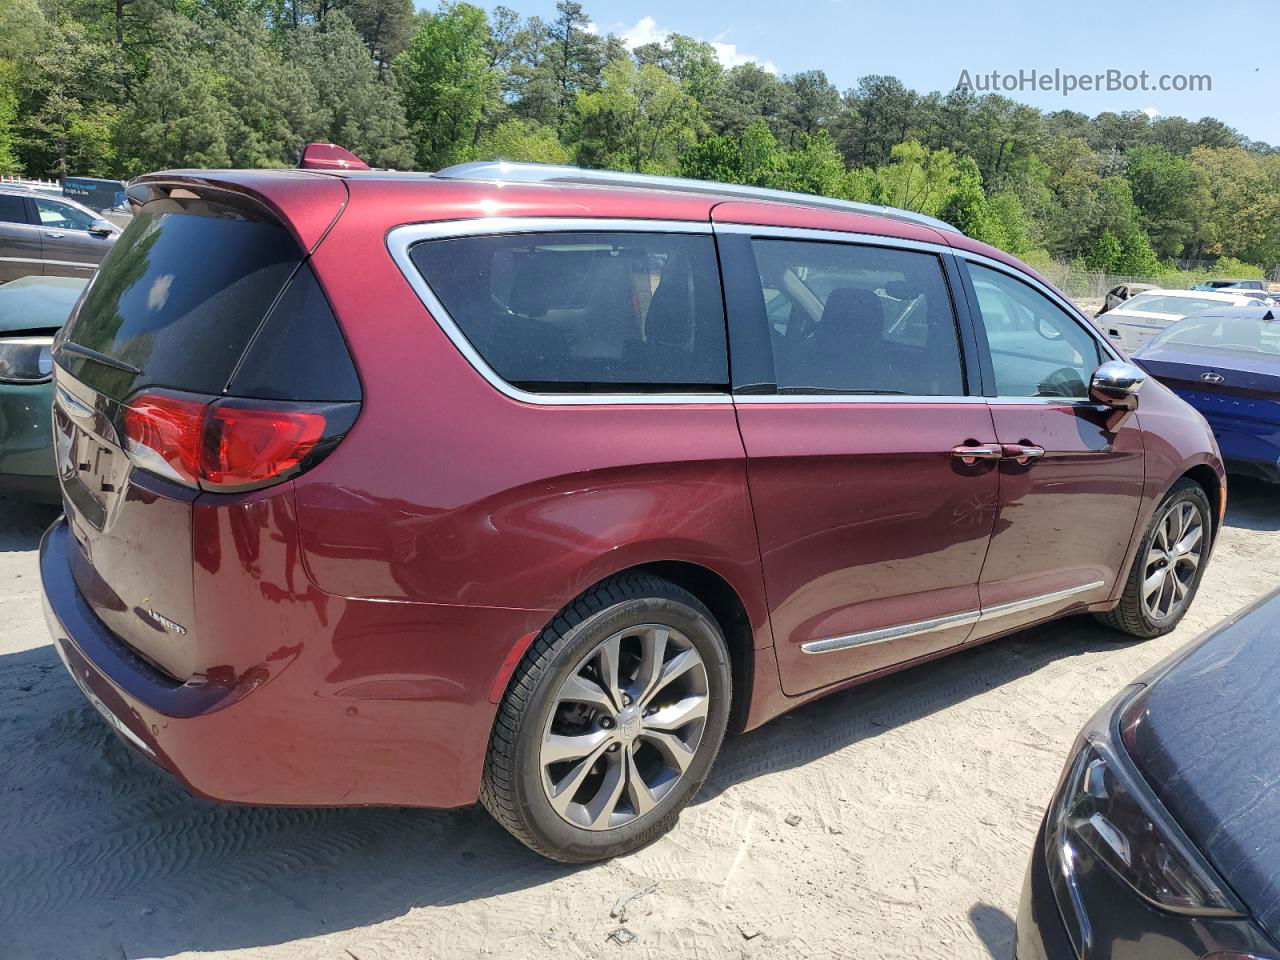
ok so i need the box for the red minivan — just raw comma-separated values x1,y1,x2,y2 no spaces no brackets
40,160,1224,862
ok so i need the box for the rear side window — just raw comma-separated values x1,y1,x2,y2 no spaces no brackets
749,238,965,395
0,195,27,224
58,203,303,400
409,232,728,393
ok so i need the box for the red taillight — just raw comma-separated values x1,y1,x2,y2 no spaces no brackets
121,390,353,492
121,392,206,487
204,402,327,488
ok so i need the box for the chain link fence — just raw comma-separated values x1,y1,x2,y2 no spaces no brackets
1033,261,1280,314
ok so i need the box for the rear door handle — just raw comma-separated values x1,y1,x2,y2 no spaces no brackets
1001,443,1046,465
951,444,1003,465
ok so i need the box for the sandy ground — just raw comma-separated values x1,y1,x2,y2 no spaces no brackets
2,482,1279,960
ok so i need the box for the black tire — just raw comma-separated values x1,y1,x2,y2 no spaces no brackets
480,572,732,862
1095,478,1212,639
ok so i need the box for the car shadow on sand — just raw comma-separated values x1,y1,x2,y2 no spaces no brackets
3,485,1277,959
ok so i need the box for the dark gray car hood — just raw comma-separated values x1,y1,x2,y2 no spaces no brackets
1125,591,1280,941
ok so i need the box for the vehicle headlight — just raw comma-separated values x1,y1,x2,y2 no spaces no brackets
1045,689,1244,957
0,335,55,384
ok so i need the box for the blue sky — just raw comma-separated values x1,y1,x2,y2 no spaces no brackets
446,0,1279,145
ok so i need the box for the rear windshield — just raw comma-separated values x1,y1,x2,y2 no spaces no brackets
57,202,302,399
409,232,728,393
1161,315,1280,355
1124,294,1232,316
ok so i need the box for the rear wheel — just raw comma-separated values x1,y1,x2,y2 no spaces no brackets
1095,479,1211,639
481,573,731,862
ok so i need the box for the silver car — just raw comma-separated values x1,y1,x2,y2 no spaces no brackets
0,185,121,284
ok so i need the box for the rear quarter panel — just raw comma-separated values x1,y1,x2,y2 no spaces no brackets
293,187,772,645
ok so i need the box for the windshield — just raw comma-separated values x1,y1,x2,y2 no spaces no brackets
1160,315,1280,355
1124,293,1233,315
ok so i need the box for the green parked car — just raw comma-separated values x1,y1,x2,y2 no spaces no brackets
0,275,88,501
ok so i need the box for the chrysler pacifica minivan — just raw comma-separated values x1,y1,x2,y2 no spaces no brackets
40,160,1223,862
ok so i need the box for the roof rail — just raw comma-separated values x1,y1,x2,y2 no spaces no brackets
433,161,960,234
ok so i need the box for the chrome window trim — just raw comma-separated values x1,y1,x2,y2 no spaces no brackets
386,218,731,407
801,579,1106,655
712,222,952,256
733,394,986,405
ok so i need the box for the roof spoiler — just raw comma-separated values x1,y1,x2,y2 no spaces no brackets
298,143,370,171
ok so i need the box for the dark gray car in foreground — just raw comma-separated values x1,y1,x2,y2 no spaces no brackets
1018,588,1280,960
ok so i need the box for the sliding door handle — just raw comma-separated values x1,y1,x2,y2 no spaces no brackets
1002,443,1046,465
951,443,1003,465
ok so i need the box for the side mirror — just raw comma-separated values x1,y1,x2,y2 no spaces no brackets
1090,360,1145,411
88,219,114,238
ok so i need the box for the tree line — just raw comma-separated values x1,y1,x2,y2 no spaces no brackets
2,0,1278,275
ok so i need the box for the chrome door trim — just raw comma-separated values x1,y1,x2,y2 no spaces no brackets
801,609,981,655
800,579,1106,655
977,580,1106,622
386,218,732,408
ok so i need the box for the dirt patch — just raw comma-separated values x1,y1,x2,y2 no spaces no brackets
3,480,1278,960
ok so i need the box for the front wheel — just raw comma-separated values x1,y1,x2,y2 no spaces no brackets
480,573,732,862
1095,478,1212,639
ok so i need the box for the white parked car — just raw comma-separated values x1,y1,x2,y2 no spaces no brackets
1096,288,1257,352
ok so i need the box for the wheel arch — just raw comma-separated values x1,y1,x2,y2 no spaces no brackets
1181,463,1224,539
634,561,755,734
489,559,761,736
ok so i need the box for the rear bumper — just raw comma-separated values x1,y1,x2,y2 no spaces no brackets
40,517,547,808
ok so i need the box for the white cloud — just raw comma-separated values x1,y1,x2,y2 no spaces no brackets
603,16,778,74
709,39,777,74
619,15,666,48
1140,105,1161,119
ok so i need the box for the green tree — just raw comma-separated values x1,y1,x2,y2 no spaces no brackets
1125,144,1200,257
572,58,702,174
335,0,414,74
873,140,960,217
633,34,722,105
677,132,746,183
394,1,497,168
16,18,128,177
782,70,839,146
288,15,414,168
706,63,791,140
768,130,848,197
469,117,568,163
0,60,20,173
117,14,320,175
1085,230,1122,271
1115,229,1161,276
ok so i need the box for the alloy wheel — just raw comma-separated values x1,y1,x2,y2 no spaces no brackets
539,624,710,831
1141,500,1204,622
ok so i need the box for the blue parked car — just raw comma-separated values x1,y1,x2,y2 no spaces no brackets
1132,305,1280,482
